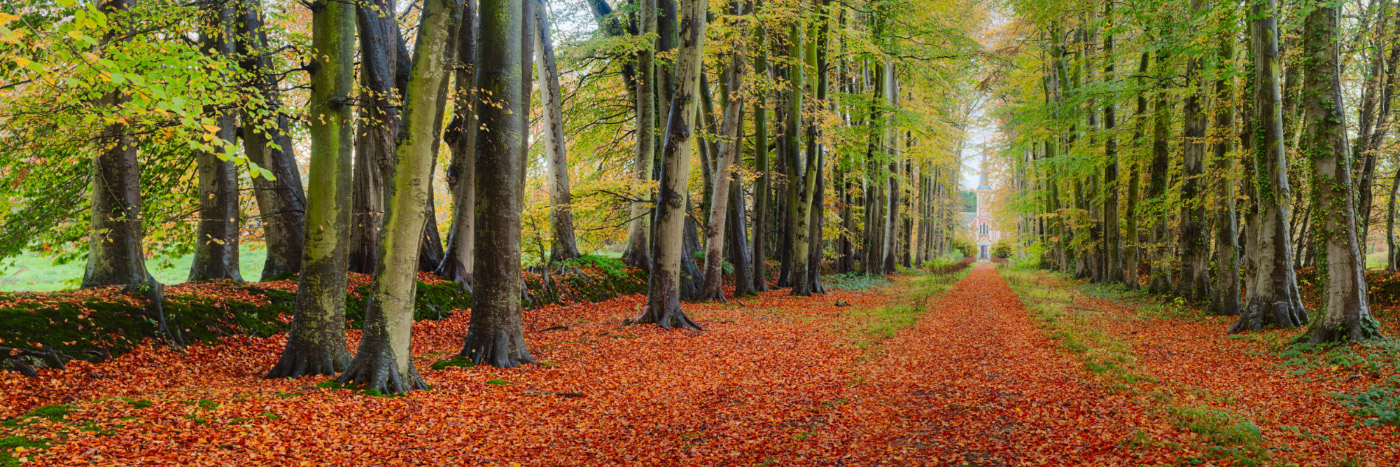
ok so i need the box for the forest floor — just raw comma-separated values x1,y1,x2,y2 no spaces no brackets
2,264,1398,466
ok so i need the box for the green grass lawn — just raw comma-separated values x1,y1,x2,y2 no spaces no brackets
0,247,268,292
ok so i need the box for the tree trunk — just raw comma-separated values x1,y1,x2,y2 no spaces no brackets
1211,7,1241,316
1296,3,1381,344
266,0,357,379
190,1,243,282
1178,0,1211,302
1230,0,1308,333
438,0,479,292
623,0,657,270
882,59,899,274
457,0,537,366
535,0,581,263
340,0,460,393
1146,42,1174,294
1102,0,1122,284
347,0,403,276
700,1,748,301
234,0,307,281
751,30,771,291
638,0,707,330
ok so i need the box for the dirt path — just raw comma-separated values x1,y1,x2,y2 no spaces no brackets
817,264,1187,465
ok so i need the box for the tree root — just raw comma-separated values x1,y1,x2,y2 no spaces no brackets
459,329,536,369
338,345,428,394
1227,297,1308,334
266,342,350,379
1296,317,1382,346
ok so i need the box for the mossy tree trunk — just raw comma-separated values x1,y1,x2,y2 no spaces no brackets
266,0,357,378
1102,0,1123,284
1295,2,1380,344
751,24,771,291
1229,0,1308,334
638,0,707,330
1146,38,1174,294
339,0,461,393
458,0,537,367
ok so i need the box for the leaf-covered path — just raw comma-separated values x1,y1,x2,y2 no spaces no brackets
7,265,1400,465
816,263,1189,465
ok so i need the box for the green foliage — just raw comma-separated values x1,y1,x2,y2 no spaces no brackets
430,356,476,370
949,237,975,258
558,254,631,280
992,239,1012,259
823,272,891,291
1336,378,1400,427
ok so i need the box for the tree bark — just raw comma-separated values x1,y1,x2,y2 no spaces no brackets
1296,3,1381,344
458,0,537,366
623,0,658,270
1230,0,1308,333
190,1,243,282
751,28,771,291
347,0,403,275
234,0,307,281
1178,0,1211,302
638,0,707,330
1146,39,1174,294
700,0,748,301
1211,6,1241,316
438,0,478,292
339,0,460,393
533,0,581,263
1102,0,1122,284
266,0,357,379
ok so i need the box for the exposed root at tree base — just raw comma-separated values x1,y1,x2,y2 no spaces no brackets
337,347,429,394
458,331,536,369
1228,298,1308,334
265,344,350,379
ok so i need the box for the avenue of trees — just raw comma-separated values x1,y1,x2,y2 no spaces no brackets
0,0,983,392
995,0,1388,344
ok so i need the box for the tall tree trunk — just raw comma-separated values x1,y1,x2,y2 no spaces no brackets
266,0,357,379
1102,0,1122,283
457,0,537,366
751,29,771,290
340,0,460,393
1296,2,1381,344
623,0,657,270
1147,41,1174,294
1178,0,1211,301
347,0,403,275
535,0,581,262
235,0,307,281
700,0,748,301
191,1,243,282
882,59,898,274
1212,6,1242,317
638,0,707,330
438,0,479,292
1230,0,1308,333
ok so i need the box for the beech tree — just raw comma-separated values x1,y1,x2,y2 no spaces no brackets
637,0,708,330
266,0,357,378
339,0,461,392
458,0,536,366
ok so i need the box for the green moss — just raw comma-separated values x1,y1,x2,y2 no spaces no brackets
0,436,50,467
429,356,475,370
1,404,71,428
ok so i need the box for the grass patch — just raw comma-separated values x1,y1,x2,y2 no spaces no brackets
1168,406,1267,466
1004,269,1269,466
845,269,968,350
429,356,476,370
0,436,50,467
